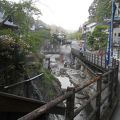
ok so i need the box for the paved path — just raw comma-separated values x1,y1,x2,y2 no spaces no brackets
111,63,120,120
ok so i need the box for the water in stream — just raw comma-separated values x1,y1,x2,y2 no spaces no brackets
45,45,95,120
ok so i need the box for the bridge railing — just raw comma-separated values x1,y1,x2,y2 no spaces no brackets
83,51,106,69
18,63,119,120
71,48,118,70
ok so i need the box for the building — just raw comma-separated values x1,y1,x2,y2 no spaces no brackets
82,22,97,33
112,1,120,59
82,22,97,39
81,22,97,51
0,12,18,30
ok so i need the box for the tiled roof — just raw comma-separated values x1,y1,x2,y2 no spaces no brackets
0,17,18,28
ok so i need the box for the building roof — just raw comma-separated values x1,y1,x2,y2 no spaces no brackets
0,13,18,29
88,22,97,27
84,22,97,28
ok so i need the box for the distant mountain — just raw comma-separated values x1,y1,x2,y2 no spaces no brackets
49,24,67,34
33,19,68,34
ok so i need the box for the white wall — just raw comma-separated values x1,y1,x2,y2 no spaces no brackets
113,27,120,44
82,22,97,34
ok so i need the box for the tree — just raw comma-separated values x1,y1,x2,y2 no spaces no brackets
0,0,41,30
87,32,96,50
87,25,108,50
88,0,98,22
96,0,111,22
0,0,42,51
88,0,111,23
0,0,44,86
67,30,82,40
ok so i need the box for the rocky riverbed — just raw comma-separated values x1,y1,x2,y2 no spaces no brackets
46,45,96,120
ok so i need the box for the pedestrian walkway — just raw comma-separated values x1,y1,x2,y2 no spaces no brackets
111,63,120,120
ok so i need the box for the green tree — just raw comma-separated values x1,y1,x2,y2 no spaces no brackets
0,0,41,31
0,0,43,86
93,25,108,48
0,0,42,52
89,0,111,23
87,25,108,50
67,31,82,40
87,32,95,50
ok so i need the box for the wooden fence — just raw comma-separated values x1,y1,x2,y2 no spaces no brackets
18,60,119,120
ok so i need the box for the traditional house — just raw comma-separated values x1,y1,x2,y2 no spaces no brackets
112,1,120,59
81,22,97,50
0,12,18,30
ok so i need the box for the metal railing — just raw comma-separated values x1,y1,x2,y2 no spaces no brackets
18,62,119,120
71,48,118,71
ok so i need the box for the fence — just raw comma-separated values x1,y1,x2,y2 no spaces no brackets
18,60,119,120
2,73,44,98
3,73,44,89
71,48,118,71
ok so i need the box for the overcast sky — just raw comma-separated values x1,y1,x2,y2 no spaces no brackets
11,0,93,31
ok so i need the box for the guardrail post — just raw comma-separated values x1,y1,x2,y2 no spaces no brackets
39,114,49,120
114,64,119,96
90,54,92,62
112,58,115,68
97,55,99,65
89,53,90,61
24,82,30,97
96,73,102,120
94,55,96,64
92,54,93,63
24,74,30,97
104,52,107,69
108,68,113,108
101,56,102,67
86,52,87,60
88,53,90,61
65,87,75,120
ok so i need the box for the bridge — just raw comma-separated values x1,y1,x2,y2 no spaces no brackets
9,49,119,120
42,48,60,54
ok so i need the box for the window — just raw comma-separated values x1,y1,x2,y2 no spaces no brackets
114,33,116,36
118,33,120,37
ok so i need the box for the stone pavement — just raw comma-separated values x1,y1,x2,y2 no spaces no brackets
111,62,120,120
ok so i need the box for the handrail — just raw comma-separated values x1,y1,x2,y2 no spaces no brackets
74,80,111,117
0,91,65,114
102,70,112,77
18,76,101,120
4,73,44,89
18,60,119,120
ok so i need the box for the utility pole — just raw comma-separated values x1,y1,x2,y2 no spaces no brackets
106,0,115,66
111,0,115,57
